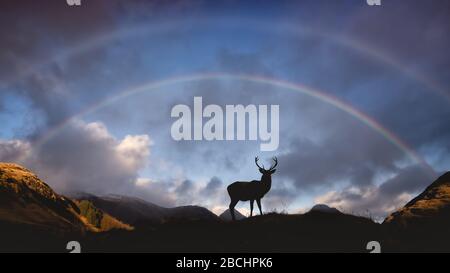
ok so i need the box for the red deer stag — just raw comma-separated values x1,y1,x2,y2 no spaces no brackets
227,157,277,220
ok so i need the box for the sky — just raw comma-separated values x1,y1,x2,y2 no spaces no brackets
0,0,449,221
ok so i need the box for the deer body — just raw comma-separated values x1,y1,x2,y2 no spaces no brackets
228,178,271,201
227,157,277,220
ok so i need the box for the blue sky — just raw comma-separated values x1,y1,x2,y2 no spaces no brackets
1,0,449,219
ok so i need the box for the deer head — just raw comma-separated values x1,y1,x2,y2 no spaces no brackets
255,156,278,176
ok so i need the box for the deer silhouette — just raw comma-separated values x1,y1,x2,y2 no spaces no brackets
227,157,277,221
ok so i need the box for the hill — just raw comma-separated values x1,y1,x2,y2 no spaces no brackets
219,209,246,221
3,162,450,252
0,163,132,252
309,204,341,214
86,210,381,253
73,193,220,226
75,200,133,232
0,163,86,233
383,171,450,252
384,172,450,226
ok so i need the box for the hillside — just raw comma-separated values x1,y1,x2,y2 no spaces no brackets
382,171,450,252
0,163,133,252
86,210,381,253
0,163,380,252
384,171,450,226
0,163,86,233
2,162,450,252
75,200,133,232
74,193,220,226
310,204,341,214
219,209,247,221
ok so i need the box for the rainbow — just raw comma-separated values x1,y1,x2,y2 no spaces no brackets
3,19,449,103
31,72,436,176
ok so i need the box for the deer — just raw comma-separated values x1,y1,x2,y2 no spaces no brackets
227,157,277,221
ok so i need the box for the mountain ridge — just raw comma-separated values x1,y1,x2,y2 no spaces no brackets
71,192,220,226
219,208,246,221
0,163,133,234
384,171,450,226
3,162,450,252
0,163,86,233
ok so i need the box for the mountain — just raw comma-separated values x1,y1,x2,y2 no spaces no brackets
383,171,450,252
0,163,133,234
309,204,341,214
73,193,220,226
75,200,133,231
219,209,246,221
72,193,167,225
384,171,450,227
0,163,86,233
166,205,220,223
3,161,450,252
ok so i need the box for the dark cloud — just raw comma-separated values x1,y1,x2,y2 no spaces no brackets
316,164,436,220
0,0,197,138
378,165,432,197
0,0,116,75
277,111,404,190
346,0,450,70
201,176,222,196
173,179,197,205
175,179,194,195
0,0,116,137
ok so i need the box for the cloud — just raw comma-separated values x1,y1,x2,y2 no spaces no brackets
262,187,297,213
201,176,222,196
1,119,152,197
0,139,31,163
314,165,432,221
378,165,432,196
133,178,177,207
276,114,405,191
116,134,152,171
172,176,226,207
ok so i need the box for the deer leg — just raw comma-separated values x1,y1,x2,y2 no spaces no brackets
250,200,254,217
257,199,263,215
229,199,238,221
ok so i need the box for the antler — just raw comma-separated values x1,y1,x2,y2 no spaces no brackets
269,157,278,170
255,156,265,170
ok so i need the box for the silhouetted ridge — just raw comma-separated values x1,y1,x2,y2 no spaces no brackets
404,171,450,208
382,171,450,251
0,163,133,239
72,194,219,225
0,163,86,233
310,204,341,214
219,209,246,221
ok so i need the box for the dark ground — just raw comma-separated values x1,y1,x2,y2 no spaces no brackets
2,210,450,253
